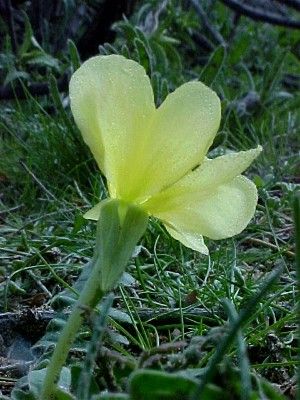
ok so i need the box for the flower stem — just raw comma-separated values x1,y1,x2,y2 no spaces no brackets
41,199,148,399
41,264,104,400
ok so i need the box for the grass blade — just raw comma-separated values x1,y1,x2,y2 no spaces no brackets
191,265,283,400
77,294,114,400
294,192,300,400
222,299,252,400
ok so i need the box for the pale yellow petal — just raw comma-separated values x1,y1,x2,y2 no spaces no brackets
165,224,209,255
145,175,258,240
123,81,221,202
189,145,262,192
70,57,221,203
143,146,261,213
69,55,155,187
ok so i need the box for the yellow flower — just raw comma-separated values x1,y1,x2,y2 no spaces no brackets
70,55,262,255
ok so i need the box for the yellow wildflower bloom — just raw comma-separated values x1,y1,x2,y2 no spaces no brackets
70,55,261,255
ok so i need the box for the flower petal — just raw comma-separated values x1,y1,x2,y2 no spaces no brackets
144,174,258,241
143,147,261,243
191,146,262,191
143,146,261,212
165,224,209,255
70,56,221,203
124,81,221,201
69,55,155,189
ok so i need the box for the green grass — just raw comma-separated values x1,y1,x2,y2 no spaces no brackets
0,1,299,399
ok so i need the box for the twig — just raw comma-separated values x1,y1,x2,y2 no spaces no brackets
141,0,169,34
135,307,219,323
0,205,23,215
219,0,300,29
189,0,226,45
26,270,52,299
273,0,300,12
0,307,218,332
0,360,33,376
0,379,16,389
228,12,241,42
139,341,187,367
192,32,214,52
4,0,17,53
20,161,58,202
246,237,295,258
0,74,68,101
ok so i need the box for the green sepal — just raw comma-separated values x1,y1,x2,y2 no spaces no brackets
92,199,148,292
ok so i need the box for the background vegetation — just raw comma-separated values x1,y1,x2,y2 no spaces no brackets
0,0,299,399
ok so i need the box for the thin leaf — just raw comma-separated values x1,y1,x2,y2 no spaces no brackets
294,192,300,400
68,39,81,72
18,12,33,56
199,45,226,86
191,266,283,399
222,299,252,400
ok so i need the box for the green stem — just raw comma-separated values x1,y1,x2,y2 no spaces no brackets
41,199,148,399
41,263,104,400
